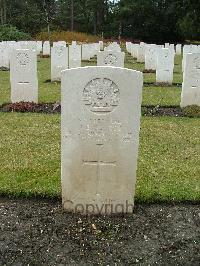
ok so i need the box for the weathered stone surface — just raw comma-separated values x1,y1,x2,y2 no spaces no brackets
61,66,143,214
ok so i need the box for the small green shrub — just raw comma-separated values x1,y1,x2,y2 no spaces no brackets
0,25,31,41
182,105,200,118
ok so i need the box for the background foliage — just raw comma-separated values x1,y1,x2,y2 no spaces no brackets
0,25,31,41
0,0,200,42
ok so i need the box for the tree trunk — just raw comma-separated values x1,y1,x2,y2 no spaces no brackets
0,0,6,25
3,0,6,24
93,10,97,35
70,0,74,31
118,22,122,43
47,23,50,41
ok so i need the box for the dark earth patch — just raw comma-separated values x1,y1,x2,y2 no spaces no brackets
0,198,199,265
0,102,186,117
0,102,61,114
40,55,50,58
143,82,182,87
142,69,156,73
0,67,9,71
142,105,184,117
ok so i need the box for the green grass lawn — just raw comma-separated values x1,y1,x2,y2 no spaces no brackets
0,113,199,202
0,53,183,106
142,86,181,106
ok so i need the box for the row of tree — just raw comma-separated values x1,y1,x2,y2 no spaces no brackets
0,0,200,42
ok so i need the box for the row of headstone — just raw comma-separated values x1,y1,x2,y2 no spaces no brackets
0,40,103,69
127,41,200,71
126,42,176,84
52,42,125,81
43,41,102,58
5,41,200,108
9,41,122,101
0,41,43,69
126,41,200,105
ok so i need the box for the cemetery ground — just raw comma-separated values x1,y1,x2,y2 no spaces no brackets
0,52,199,265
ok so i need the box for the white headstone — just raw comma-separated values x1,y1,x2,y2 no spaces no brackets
182,45,198,71
61,66,143,214
99,41,104,51
51,46,68,81
156,48,175,84
43,41,51,56
10,49,38,103
97,51,125,67
169,44,175,53
69,44,81,68
137,43,145,63
37,41,43,55
145,45,157,70
131,44,139,59
0,44,9,69
181,53,200,107
82,44,92,61
126,42,132,53
176,44,182,55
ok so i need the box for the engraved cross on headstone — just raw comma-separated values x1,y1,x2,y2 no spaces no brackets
82,143,116,194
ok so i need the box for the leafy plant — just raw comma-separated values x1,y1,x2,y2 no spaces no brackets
0,25,31,41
